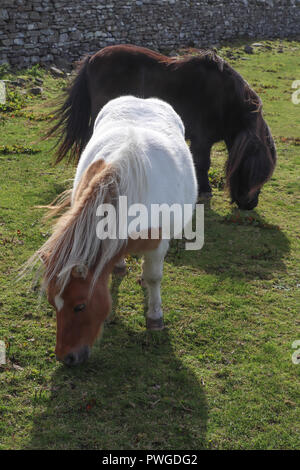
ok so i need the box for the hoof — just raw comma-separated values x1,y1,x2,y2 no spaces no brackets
113,265,127,277
146,317,164,331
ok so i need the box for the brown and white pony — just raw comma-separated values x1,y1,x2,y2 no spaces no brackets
48,44,276,210
29,96,197,366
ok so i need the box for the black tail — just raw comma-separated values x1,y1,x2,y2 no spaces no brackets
46,55,92,165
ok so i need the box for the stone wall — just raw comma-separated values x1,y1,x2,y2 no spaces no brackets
1,0,299,68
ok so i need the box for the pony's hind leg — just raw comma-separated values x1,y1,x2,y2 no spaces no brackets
142,240,169,331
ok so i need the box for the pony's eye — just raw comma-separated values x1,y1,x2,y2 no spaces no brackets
74,303,86,313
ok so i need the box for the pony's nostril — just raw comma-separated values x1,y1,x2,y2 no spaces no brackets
63,352,77,366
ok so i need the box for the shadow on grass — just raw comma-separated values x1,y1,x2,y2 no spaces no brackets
25,275,208,450
33,180,71,206
167,206,290,280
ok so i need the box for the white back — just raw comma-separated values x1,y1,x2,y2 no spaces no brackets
73,96,198,237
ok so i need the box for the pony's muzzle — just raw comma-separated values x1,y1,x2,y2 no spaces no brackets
238,196,259,210
236,190,260,211
59,345,91,366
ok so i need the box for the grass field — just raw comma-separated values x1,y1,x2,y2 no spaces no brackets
0,39,299,450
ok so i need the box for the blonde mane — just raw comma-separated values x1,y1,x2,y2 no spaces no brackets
25,136,148,294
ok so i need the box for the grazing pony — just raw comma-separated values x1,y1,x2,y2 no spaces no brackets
49,44,276,210
30,96,197,366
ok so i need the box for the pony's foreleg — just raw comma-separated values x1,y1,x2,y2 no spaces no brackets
142,240,169,331
190,140,212,202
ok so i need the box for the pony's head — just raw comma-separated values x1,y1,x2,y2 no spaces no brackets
31,158,118,366
226,114,276,210
47,265,112,366
224,71,276,210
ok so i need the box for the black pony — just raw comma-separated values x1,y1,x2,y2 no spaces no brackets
49,44,276,210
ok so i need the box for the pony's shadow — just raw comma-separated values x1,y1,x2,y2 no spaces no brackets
26,275,208,450
168,205,290,280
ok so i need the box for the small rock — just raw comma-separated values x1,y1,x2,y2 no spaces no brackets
244,45,254,54
34,77,43,85
28,86,43,95
12,363,24,371
50,66,64,77
17,77,26,86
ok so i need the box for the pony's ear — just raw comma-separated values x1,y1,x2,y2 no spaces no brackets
226,130,275,204
71,265,89,279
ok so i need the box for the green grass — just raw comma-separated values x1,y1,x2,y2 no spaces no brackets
0,40,299,450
